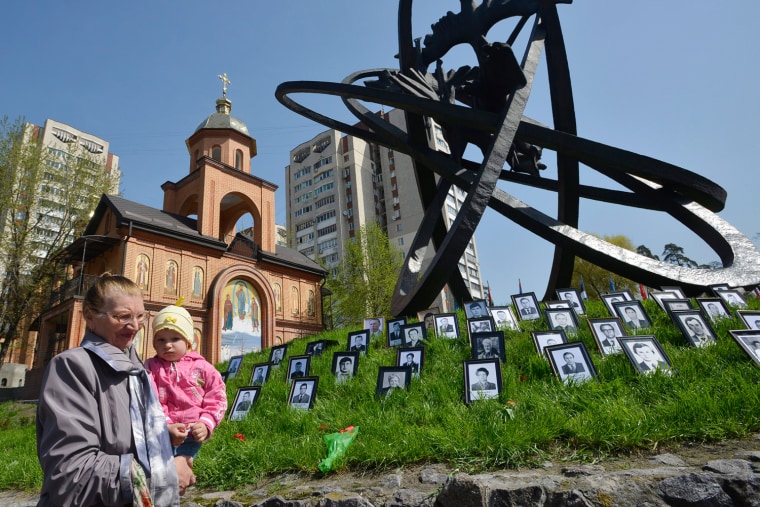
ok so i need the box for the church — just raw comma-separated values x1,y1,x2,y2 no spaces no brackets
23,83,326,396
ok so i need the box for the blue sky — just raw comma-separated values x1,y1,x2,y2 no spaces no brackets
3,1,758,306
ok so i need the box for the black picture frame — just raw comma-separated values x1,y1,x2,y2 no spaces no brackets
544,342,597,385
332,351,359,384
729,330,760,367
269,344,288,367
249,362,271,386
544,300,572,310
619,336,673,376
544,308,579,335
613,300,652,331
386,317,407,347
305,340,325,356
464,358,502,403
672,310,717,348
401,322,426,347
364,317,384,337
659,285,687,299
417,308,439,334
288,377,318,410
738,311,760,330
347,330,370,355
467,317,495,340
556,287,585,315
396,347,425,378
470,331,506,362
434,313,460,339
716,289,748,309
512,292,541,321
601,290,634,316
464,300,489,319
587,318,627,355
649,290,685,311
286,355,311,384
661,298,695,319
228,386,260,421
489,306,518,330
709,283,731,295
697,297,732,323
531,330,568,357
376,367,412,398
226,355,244,379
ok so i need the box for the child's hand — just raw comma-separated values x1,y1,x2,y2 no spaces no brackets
187,422,209,442
168,423,188,446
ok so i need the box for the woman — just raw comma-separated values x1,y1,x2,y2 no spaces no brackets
36,274,195,506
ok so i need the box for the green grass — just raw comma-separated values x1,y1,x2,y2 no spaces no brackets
2,298,760,492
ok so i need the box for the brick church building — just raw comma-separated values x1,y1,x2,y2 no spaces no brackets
23,89,326,397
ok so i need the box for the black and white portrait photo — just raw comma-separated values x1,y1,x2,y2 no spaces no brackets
249,362,271,386
489,306,518,330
468,317,495,337
674,311,716,348
545,343,596,385
417,308,439,334
545,309,578,335
729,330,760,367
269,344,288,367
386,317,406,347
620,337,672,376
601,291,634,316
364,317,384,337
332,352,359,384
738,311,760,331
556,288,585,315
697,298,731,323
347,330,369,355
588,318,626,355
471,332,505,362
613,301,652,331
512,292,541,321
401,322,426,347
287,355,310,384
435,313,459,339
464,359,502,403
396,347,424,378
464,300,489,319
531,331,568,357
376,367,411,398
288,377,318,409
228,387,260,421
716,289,748,309
226,355,243,379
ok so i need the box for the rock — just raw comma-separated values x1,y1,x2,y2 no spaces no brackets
658,472,733,506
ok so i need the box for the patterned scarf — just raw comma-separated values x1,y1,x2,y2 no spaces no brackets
83,336,179,506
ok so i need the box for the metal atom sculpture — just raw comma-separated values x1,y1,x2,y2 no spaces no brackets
276,0,760,317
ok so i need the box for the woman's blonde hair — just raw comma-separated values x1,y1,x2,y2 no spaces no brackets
83,272,142,313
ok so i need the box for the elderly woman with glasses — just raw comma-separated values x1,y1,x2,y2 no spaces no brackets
36,273,195,506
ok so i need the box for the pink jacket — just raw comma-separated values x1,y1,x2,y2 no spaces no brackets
145,351,228,437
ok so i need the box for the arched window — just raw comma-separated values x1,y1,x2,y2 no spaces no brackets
235,149,243,170
212,145,222,161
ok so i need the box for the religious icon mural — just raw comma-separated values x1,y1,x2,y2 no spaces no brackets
308,289,315,317
220,278,262,360
273,282,282,313
193,328,201,352
164,260,178,295
192,267,204,298
135,254,150,291
291,286,300,315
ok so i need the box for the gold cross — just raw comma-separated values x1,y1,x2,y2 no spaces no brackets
218,73,231,96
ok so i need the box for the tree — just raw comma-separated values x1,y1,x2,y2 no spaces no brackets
636,244,659,260
0,116,116,364
571,234,638,300
661,243,699,268
325,222,403,328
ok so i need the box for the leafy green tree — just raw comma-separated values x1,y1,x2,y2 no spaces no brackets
636,244,659,260
324,222,403,328
571,234,638,299
661,243,699,268
0,116,116,364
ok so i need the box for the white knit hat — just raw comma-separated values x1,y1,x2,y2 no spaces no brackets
153,305,194,346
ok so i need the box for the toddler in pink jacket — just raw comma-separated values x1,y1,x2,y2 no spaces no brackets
145,304,228,460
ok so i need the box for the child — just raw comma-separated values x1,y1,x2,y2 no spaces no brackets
145,303,228,460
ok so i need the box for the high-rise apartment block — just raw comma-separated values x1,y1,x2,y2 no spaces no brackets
285,109,485,313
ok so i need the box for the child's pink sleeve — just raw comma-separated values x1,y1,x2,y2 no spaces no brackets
198,362,228,436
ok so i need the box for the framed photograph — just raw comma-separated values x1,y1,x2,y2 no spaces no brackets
649,290,684,311
417,308,439,334
544,342,597,385
288,377,318,410
489,306,518,330
305,340,325,356
716,289,748,309
531,330,568,357
697,297,731,323
396,347,424,378
672,310,717,348
601,290,634,316
269,344,288,367
555,288,585,315
249,362,271,386
464,300,490,319
467,317,495,339
287,355,311,383
619,336,673,376
434,313,460,339
737,310,760,330
228,386,260,421
386,317,407,347
401,322,426,347
332,351,359,384
588,318,627,355
660,285,687,299
544,300,572,310
709,283,731,295
661,298,694,319
347,330,369,355
464,358,502,403
470,331,506,362
376,366,412,398
512,292,541,321
729,330,760,367
545,308,579,335
613,300,652,331
364,317,384,337
226,355,243,379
